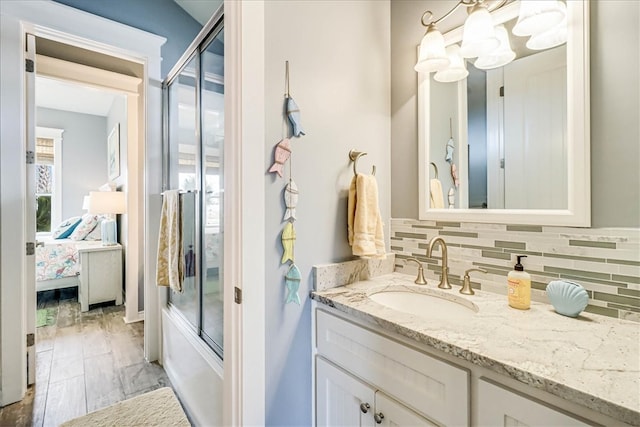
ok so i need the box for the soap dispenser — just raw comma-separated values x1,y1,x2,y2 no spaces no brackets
508,255,531,310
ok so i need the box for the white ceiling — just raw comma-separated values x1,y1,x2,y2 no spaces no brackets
36,77,119,117
174,0,222,26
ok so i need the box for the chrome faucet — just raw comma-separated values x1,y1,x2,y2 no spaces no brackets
426,237,452,289
404,257,427,285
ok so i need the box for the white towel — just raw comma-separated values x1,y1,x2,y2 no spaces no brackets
430,178,444,209
156,190,184,292
348,174,386,259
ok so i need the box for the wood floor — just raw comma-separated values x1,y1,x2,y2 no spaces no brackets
0,288,171,427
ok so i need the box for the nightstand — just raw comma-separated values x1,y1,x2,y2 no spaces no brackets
77,243,123,312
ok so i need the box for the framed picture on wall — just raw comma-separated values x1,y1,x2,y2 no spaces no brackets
108,123,120,180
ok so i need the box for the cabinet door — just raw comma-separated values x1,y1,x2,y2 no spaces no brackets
316,356,375,427
374,391,437,427
477,379,589,427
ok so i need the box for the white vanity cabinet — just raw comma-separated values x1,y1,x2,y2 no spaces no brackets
315,309,469,426
477,379,589,427
317,357,435,427
314,308,599,427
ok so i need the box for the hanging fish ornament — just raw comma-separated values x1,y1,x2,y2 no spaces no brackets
281,222,296,264
445,137,454,163
286,96,305,137
269,138,292,178
451,163,460,188
285,263,302,305
283,180,299,221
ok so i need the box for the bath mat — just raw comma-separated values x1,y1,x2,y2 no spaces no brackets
60,387,190,427
36,307,57,327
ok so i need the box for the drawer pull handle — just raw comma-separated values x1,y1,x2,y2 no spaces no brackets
374,412,384,424
360,403,370,414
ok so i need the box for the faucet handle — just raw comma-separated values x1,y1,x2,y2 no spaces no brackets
404,257,427,285
461,268,487,295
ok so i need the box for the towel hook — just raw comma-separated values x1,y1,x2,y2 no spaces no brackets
349,149,376,176
430,162,439,179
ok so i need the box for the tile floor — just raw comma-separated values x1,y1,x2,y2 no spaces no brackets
0,288,171,427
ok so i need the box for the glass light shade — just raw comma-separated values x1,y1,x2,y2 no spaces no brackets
512,0,566,37
475,25,516,70
434,45,469,83
415,24,450,73
460,4,500,58
526,14,567,50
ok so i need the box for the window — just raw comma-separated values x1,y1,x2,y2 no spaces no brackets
35,137,55,232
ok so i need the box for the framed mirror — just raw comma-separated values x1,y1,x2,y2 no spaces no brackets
418,1,590,226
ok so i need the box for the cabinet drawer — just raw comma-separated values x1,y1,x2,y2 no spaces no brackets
477,379,590,427
316,309,469,426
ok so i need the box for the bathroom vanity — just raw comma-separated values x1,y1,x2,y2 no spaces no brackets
311,272,640,426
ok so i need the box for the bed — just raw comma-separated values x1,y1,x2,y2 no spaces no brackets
36,236,102,292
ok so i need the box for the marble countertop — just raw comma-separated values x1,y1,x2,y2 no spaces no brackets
311,272,640,426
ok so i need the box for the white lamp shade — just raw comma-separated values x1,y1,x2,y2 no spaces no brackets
460,4,500,58
512,0,566,37
526,15,567,50
415,24,450,73
434,44,469,83
475,25,516,70
88,191,126,214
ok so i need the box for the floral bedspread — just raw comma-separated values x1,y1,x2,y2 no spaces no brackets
36,240,80,281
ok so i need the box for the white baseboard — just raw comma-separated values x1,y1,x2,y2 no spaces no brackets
124,310,144,324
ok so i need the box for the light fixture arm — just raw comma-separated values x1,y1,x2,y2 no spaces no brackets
421,0,511,28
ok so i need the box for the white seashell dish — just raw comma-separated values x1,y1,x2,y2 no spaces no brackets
546,280,589,318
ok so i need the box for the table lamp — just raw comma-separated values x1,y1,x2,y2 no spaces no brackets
88,191,126,245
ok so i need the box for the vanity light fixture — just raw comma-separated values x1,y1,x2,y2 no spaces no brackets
434,44,469,82
415,18,450,73
414,0,568,80
474,24,516,70
526,2,567,51
460,2,499,58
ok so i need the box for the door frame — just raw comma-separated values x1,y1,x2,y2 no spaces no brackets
0,0,164,406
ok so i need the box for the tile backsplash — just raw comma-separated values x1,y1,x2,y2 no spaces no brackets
390,219,640,322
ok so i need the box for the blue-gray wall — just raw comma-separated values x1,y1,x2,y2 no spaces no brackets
53,0,202,77
37,107,108,221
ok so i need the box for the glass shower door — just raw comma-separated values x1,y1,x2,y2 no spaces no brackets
200,30,224,354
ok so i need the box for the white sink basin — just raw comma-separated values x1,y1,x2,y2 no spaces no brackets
369,290,478,319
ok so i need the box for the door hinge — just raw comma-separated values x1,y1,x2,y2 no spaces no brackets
25,58,34,73
26,242,35,256
234,286,242,304
27,333,35,347
499,86,504,97
26,150,35,164
500,158,505,169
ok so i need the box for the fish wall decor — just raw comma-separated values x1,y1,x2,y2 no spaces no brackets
286,96,305,137
285,263,301,305
281,222,296,264
269,138,292,178
283,180,299,221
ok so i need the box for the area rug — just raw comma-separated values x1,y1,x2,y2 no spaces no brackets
60,387,190,427
36,307,57,327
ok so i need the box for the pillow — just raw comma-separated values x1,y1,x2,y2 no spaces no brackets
69,214,99,241
52,216,82,239
83,217,104,241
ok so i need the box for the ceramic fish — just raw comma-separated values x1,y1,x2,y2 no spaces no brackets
445,137,454,163
269,138,292,178
281,222,296,264
448,187,456,209
450,163,460,188
285,263,302,305
286,96,305,137
283,180,299,221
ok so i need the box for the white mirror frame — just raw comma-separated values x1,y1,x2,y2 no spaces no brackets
418,0,590,226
